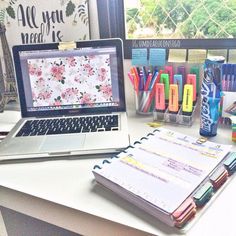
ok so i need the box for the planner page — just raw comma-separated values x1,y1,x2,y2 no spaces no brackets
94,128,231,214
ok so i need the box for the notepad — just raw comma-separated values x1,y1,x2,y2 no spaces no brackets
132,48,148,66
149,48,166,66
93,128,233,229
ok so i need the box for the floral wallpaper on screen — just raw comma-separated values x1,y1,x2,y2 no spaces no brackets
28,54,113,107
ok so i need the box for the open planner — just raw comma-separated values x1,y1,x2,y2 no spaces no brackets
92,127,236,229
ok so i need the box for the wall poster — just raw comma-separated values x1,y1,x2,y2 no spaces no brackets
0,0,90,47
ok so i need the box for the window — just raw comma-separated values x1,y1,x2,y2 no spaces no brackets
97,0,236,59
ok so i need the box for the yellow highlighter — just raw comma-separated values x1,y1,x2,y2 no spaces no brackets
182,84,193,115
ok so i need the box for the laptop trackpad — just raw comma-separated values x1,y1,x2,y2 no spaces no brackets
40,134,86,152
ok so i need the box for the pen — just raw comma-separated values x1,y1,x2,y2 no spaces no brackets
221,64,227,91
144,72,153,91
127,72,134,86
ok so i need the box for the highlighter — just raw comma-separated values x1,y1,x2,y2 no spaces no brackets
155,83,165,112
186,74,197,104
160,73,170,101
182,84,193,116
164,65,174,84
177,66,186,85
190,66,200,95
168,84,179,113
174,74,183,103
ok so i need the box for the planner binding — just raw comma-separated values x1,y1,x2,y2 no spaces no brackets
92,127,235,229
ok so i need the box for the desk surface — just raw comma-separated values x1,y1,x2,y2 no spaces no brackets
0,109,235,236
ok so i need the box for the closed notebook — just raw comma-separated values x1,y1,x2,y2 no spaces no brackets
92,127,233,228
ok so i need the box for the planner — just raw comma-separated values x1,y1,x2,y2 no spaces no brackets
92,127,234,229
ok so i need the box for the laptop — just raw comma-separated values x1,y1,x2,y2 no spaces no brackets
0,39,130,162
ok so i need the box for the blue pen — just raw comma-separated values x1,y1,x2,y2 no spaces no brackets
174,74,183,103
149,70,159,90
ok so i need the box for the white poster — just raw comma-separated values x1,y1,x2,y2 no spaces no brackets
0,0,90,48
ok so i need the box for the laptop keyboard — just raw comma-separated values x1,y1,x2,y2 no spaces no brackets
16,115,119,137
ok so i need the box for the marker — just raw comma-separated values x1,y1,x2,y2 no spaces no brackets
155,83,165,112
190,66,200,95
160,73,170,101
164,65,174,84
186,74,197,104
182,84,193,116
168,84,179,113
177,66,186,85
174,74,183,103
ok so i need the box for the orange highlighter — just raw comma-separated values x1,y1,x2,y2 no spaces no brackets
155,83,165,112
168,84,179,113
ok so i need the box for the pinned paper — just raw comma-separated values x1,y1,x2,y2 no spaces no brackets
228,50,236,63
168,49,187,63
207,49,227,60
149,48,166,66
188,49,207,63
132,48,148,66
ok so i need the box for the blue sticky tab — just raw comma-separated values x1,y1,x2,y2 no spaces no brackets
132,48,148,66
149,48,166,66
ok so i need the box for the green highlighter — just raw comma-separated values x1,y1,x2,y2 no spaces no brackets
160,73,170,101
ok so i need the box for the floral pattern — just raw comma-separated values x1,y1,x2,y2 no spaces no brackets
28,54,113,107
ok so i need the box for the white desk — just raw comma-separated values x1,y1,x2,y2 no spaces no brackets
0,109,235,236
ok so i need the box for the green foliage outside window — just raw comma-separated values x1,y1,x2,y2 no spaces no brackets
125,0,236,39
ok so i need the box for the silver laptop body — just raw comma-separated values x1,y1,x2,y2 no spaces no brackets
0,39,130,162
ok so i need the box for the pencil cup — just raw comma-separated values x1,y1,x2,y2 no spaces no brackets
135,91,155,115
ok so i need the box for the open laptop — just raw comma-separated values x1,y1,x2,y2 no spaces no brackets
0,39,130,162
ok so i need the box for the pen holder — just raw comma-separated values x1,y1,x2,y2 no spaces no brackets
135,91,155,115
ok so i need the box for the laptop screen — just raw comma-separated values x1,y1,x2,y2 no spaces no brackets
13,39,126,117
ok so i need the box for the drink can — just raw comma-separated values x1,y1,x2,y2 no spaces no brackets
199,57,224,137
